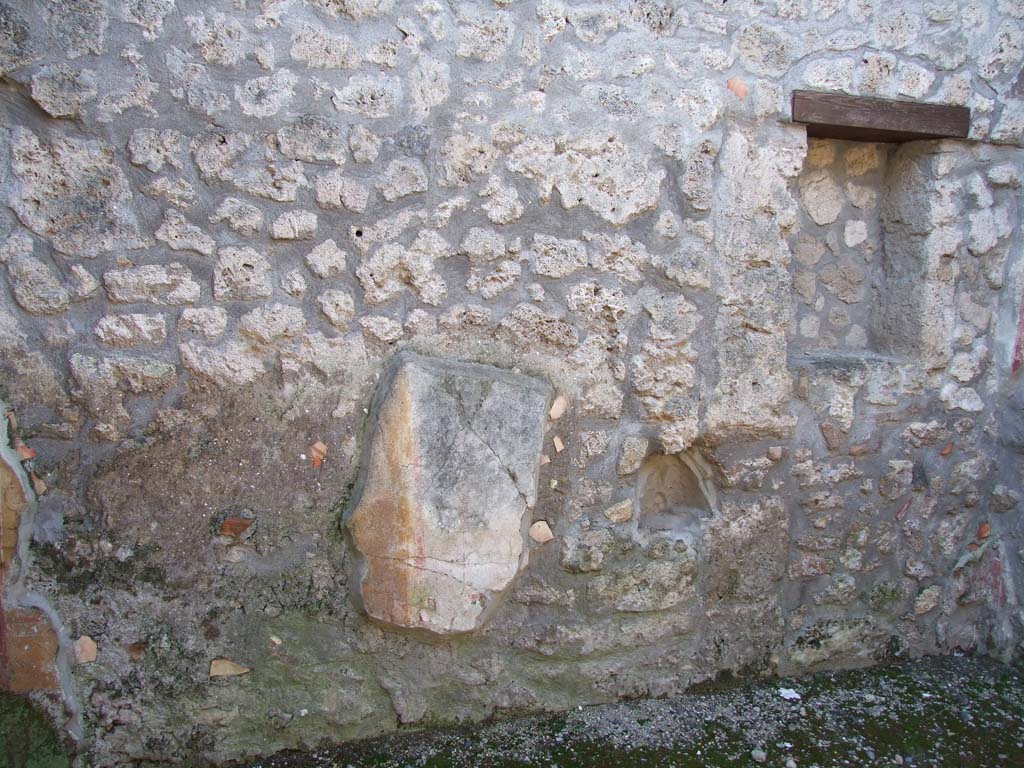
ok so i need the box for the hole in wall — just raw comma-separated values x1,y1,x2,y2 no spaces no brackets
636,451,716,536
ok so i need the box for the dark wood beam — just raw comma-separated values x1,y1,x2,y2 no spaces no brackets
791,90,971,143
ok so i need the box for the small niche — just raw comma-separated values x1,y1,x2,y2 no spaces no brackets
636,452,716,535
790,137,970,370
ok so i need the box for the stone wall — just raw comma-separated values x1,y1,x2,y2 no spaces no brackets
1,0,1023,764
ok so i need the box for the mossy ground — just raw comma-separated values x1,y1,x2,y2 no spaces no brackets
2,655,1022,767
238,655,1024,768
0,692,70,768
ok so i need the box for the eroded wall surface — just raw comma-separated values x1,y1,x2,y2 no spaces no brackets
1,0,1024,764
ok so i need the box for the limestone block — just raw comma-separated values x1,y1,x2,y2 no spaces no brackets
290,23,362,70
235,70,296,118
94,313,166,347
508,132,664,225
315,171,369,213
349,125,381,163
333,74,402,119
30,65,97,118
798,169,844,225
210,197,263,236
103,263,200,306
456,11,514,62
270,211,317,241
277,115,347,164
155,209,215,256
317,289,355,329
128,128,182,172
7,255,69,315
308,0,393,21
305,240,348,279
239,303,305,344
531,234,588,278
8,129,143,257
347,352,550,635
376,159,428,202
213,248,272,301
178,307,227,340
179,340,267,388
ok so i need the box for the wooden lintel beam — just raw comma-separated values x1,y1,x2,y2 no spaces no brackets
791,90,971,143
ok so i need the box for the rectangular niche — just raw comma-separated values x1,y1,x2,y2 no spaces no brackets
791,138,894,355
790,138,959,370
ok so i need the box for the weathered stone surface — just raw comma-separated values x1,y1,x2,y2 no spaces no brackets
376,158,428,201
317,289,355,329
270,210,317,240
531,234,588,279
8,129,143,257
178,307,227,340
799,169,845,225
347,353,550,635
155,208,215,255
239,303,305,344
315,170,369,213
128,128,182,172
0,2,38,76
356,232,449,306
179,340,267,387
360,315,403,344
210,197,263,235
332,73,402,118
213,247,272,301
588,553,697,612
3,2,1024,764
6,254,69,315
618,437,649,476
508,132,664,225
103,263,200,305
277,115,347,164
94,313,166,347
235,69,297,118
305,239,348,279
30,64,97,118
290,23,361,70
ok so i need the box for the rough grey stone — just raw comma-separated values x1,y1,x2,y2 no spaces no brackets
270,210,318,240
290,23,361,70
315,170,369,213
128,128,182,172
317,288,355,329
305,239,347,279
178,307,227,340
30,64,97,117
179,339,267,387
